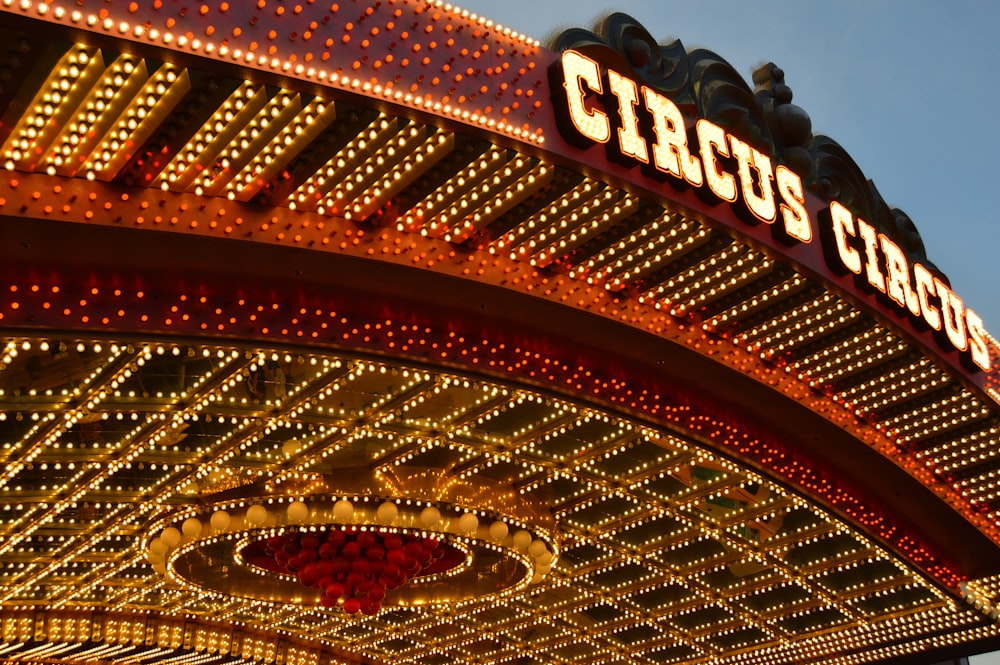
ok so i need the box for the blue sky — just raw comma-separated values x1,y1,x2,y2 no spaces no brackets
456,2,1000,662
456,0,1000,340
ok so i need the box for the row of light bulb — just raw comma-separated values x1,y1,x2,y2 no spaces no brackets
147,497,556,573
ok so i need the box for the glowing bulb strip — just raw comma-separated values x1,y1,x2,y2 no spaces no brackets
153,81,263,191
226,98,338,203
0,45,102,172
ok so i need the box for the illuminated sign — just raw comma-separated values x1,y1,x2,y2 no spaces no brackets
823,201,990,371
553,49,990,372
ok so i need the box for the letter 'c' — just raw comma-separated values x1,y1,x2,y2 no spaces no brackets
561,51,611,144
829,201,862,275
696,119,737,202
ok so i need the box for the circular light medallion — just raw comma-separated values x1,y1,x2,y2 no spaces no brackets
240,527,465,615
148,468,558,612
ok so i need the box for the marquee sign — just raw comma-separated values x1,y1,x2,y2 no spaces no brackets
553,49,990,372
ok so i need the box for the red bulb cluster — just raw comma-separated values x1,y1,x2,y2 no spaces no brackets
251,528,447,615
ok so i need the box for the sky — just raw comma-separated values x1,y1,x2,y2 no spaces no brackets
454,0,1000,341
454,1,1000,662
